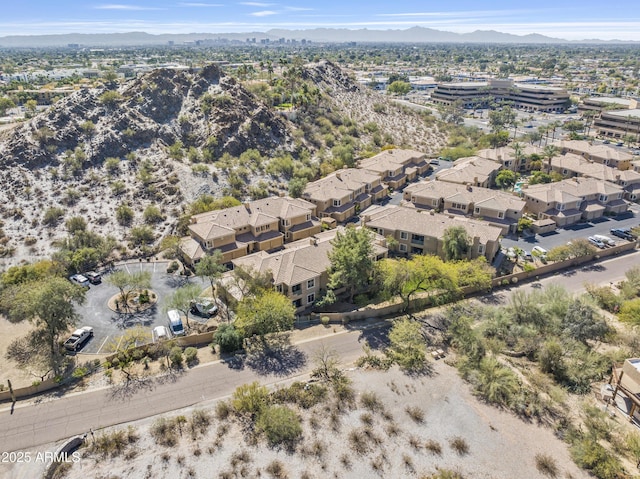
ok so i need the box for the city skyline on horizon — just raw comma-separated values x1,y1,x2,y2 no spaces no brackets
1,0,640,42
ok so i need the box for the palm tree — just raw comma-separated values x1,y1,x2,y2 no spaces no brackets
511,141,524,172
543,145,558,174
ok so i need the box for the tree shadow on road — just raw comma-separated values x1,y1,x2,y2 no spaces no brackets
244,334,307,377
108,376,155,401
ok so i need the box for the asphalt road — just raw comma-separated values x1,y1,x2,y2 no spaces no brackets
1,250,638,453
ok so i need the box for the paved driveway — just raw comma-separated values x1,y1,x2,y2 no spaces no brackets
74,261,207,354
501,205,639,252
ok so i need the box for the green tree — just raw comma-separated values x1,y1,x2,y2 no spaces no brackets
0,96,16,116
495,169,517,189
213,324,243,353
538,339,566,381
256,405,302,447
235,290,295,337
543,145,558,174
195,250,226,299
9,278,86,375
619,298,640,325
387,80,412,95
107,270,152,313
143,205,165,224
327,226,375,302
387,318,427,372
288,177,307,198
165,283,203,330
442,226,471,261
232,381,269,416
474,356,520,407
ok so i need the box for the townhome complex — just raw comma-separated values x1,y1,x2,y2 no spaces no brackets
403,181,526,234
435,156,501,188
301,168,388,222
232,227,388,312
357,149,430,189
362,205,502,261
476,145,543,172
180,196,321,265
431,78,570,113
522,177,627,227
553,140,633,170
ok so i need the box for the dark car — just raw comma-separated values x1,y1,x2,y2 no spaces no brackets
190,300,218,318
85,271,102,285
610,228,636,241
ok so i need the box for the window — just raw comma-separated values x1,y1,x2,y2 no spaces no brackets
432,199,438,207
276,284,283,293
562,169,568,175
293,299,302,308
307,279,315,289
478,244,485,254
400,231,408,240
497,211,504,219
557,202,565,211
306,214,311,221
285,232,291,240
475,207,480,214
292,283,302,295
399,244,407,252
333,199,341,207
307,293,315,304
451,202,466,210
281,219,290,227
598,194,608,202
411,234,425,245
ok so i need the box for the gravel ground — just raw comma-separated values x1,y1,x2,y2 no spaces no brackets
26,361,589,479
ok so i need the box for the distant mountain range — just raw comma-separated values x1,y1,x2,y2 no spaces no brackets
0,27,638,48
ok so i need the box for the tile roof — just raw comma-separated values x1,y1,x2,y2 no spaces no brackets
435,156,501,185
363,205,502,245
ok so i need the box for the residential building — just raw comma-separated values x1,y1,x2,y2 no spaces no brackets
431,78,570,113
302,168,388,222
553,140,632,170
179,197,319,265
232,227,388,313
435,156,502,188
358,149,430,189
522,177,627,227
476,145,543,172
594,108,640,140
403,180,526,234
362,205,502,262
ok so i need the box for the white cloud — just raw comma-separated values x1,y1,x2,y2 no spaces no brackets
179,2,224,6
250,10,277,17
284,6,313,11
240,2,274,6
95,4,165,10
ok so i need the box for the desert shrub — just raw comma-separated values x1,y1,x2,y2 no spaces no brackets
405,405,425,424
167,261,179,274
570,436,623,479
425,439,442,455
213,324,243,353
265,460,288,479
43,207,65,226
585,284,622,313
129,226,155,246
143,205,165,224
232,382,269,416
256,405,302,447
360,391,383,412
426,470,465,479
449,436,469,455
99,90,122,106
215,400,232,420
115,203,134,226
271,381,327,409
189,409,211,439
169,346,184,368
150,417,183,446
473,356,520,407
90,427,138,457
184,347,198,365
348,428,370,455
535,453,559,477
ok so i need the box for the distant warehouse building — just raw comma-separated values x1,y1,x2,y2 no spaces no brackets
431,78,570,113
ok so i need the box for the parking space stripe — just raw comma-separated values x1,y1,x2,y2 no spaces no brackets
96,335,110,354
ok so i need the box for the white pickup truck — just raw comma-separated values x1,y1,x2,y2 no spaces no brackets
64,326,93,352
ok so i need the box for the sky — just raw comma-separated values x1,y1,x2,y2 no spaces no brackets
1,0,640,41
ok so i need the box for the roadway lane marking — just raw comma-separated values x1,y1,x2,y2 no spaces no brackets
124,264,131,274
96,335,110,354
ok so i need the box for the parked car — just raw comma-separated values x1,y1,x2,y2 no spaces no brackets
84,271,102,285
167,309,185,336
152,325,170,343
521,250,533,261
69,274,90,288
592,234,615,246
611,228,636,241
588,236,606,249
64,326,93,352
429,159,440,165
603,139,611,144
532,246,548,257
190,299,218,318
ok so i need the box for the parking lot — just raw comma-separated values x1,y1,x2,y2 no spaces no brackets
74,261,208,354
501,203,640,253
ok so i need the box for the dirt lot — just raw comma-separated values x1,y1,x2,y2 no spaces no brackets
0,316,36,389
41,361,588,479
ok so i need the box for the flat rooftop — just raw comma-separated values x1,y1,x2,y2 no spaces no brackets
604,108,640,118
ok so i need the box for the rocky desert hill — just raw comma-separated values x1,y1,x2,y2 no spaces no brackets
0,60,446,269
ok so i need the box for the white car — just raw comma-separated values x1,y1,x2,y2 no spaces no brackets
69,274,90,288
532,246,548,256
588,236,606,249
152,325,170,343
592,234,615,246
